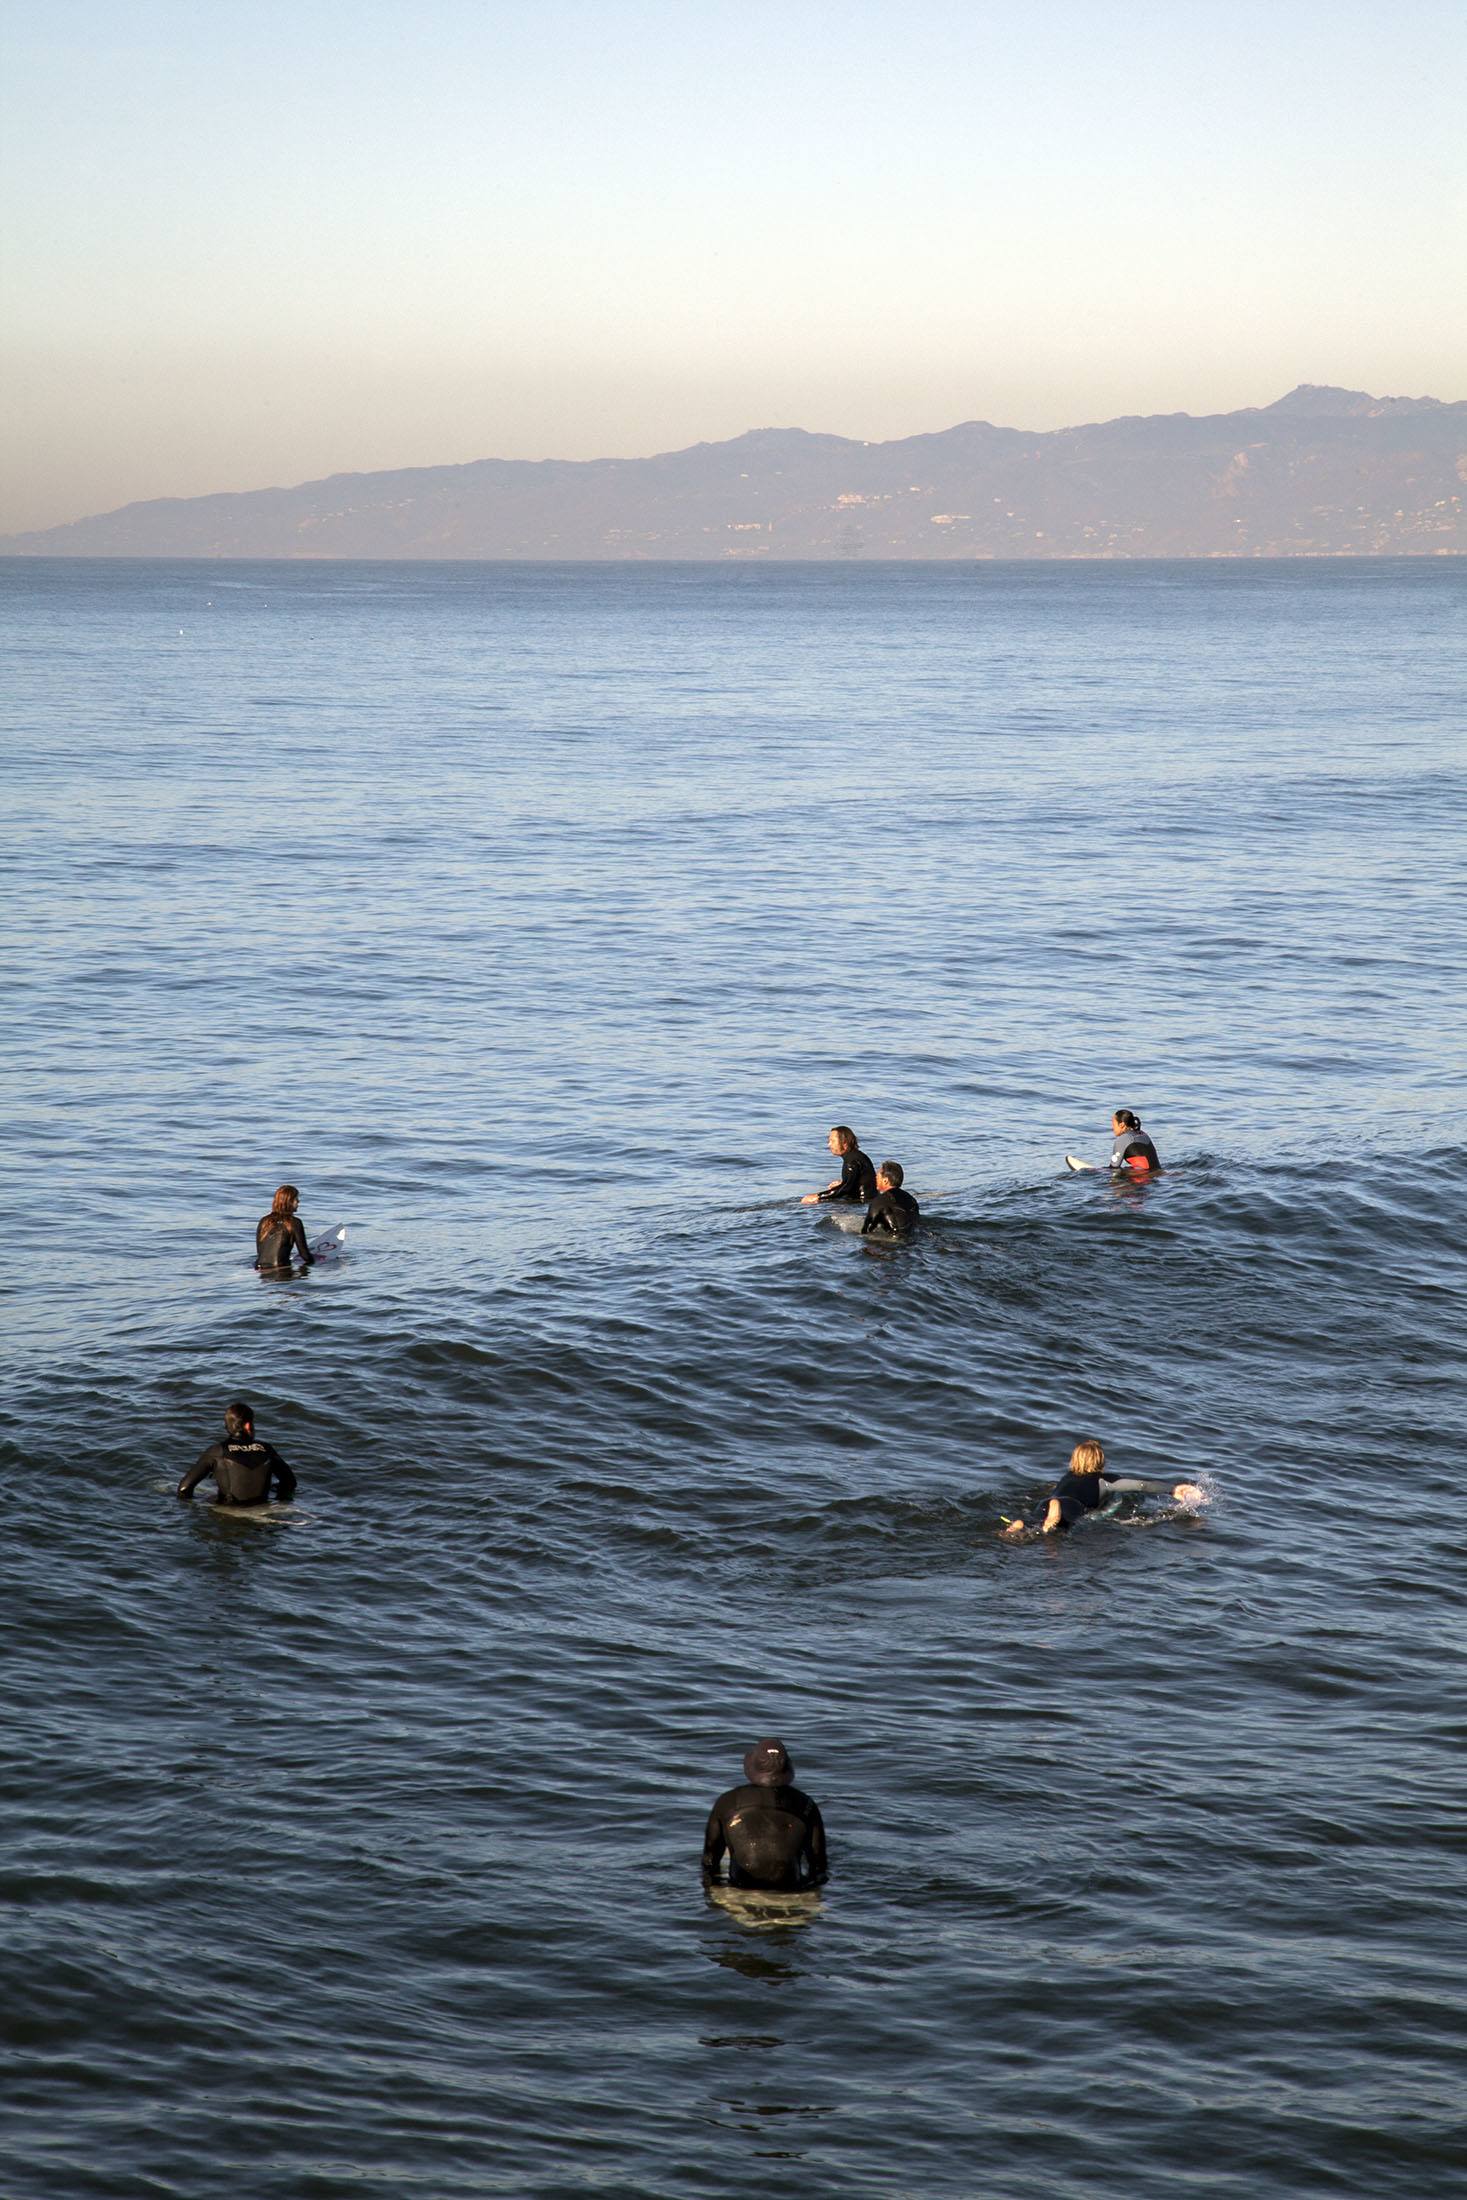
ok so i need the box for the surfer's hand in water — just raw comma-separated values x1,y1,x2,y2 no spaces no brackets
800,1193,821,1205
999,1516,1026,1537
1172,1482,1205,1505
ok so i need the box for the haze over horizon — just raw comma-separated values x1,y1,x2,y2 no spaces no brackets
3,0,1464,535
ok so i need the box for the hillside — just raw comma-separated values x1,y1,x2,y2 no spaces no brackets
5,386,1464,559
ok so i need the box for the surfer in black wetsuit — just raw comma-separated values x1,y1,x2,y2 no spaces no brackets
702,1739,828,1893
862,1160,920,1237
177,1401,298,1506
255,1183,314,1270
1111,1110,1161,1176
1000,1439,1201,1537
801,1126,878,1207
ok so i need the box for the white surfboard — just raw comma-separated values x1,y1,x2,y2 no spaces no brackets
310,1225,347,1257
823,1198,935,1233
1065,1155,1101,1172
707,1884,822,1928
186,1497,306,1524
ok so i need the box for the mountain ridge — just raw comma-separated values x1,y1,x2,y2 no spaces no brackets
6,386,1464,559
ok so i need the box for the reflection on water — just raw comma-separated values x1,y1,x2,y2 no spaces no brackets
707,1940,809,1985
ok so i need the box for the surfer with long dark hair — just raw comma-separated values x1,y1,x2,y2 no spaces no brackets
255,1184,314,1270
801,1126,877,1206
1111,1110,1161,1174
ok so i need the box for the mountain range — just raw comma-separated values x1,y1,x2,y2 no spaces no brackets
5,386,1464,560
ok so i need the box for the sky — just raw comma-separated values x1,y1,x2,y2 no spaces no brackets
2,0,1464,534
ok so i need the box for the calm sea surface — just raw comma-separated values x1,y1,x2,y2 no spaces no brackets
3,558,1465,2199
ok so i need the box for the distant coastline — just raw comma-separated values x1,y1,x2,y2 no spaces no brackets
4,385,1464,562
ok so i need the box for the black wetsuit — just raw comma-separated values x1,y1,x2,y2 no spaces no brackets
255,1214,314,1269
819,1149,878,1205
862,1187,920,1237
1049,1471,1109,1531
702,1782,828,1892
1111,1126,1160,1175
1048,1470,1171,1532
178,1439,297,1505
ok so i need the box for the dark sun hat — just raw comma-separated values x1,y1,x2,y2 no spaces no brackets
744,1738,793,1786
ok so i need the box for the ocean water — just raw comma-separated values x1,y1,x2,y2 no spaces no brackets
3,557,1464,2199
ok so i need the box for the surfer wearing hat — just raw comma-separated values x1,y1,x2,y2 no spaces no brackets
801,1127,878,1207
1000,1438,1202,1537
177,1401,298,1506
702,1740,829,1892
255,1184,315,1270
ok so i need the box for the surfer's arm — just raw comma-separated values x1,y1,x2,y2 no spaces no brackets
1000,1498,1063,1537
176,1448,215,1499
701,1809,728,1881
803,1806,829,1887
1101,1474,1200,1500
268,1448,298,1501
289,1218,315,1265
813,1155,866,1204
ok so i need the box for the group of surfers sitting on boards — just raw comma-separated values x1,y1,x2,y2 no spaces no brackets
253,1109,1160,1278
213,1120,1193,1908
800,1127,920,1236
798,1107,1161,1237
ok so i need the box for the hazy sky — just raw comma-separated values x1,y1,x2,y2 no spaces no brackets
2,0,1464,532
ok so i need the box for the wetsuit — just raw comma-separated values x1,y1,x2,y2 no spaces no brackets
178,1438,297,1505
1047,1470,1173,1532
818,1149,878,1205
1111,1126,1161,1175
862,1187,920,1237
702,1782,828,1892
255,1214,314,1269
1048,1471,1110,1530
